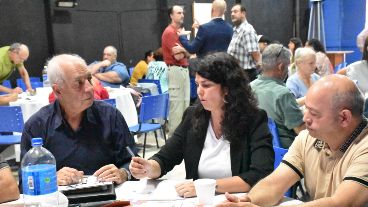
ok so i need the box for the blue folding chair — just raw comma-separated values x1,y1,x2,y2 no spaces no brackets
17,77,42,91
129,67,134,77
0,80,12,95
190,77,197,99
102,98,116,107
138,79,162,94
273,146,292,197
129,93,169,157
334,62,347,73
0,106,24,145
268,117,282,147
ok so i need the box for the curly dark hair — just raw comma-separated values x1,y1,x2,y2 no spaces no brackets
192,52,259,145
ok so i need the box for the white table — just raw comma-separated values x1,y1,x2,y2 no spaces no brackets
137,82,159,95
9,87,52,122
115,180,303,206
107,87,138,127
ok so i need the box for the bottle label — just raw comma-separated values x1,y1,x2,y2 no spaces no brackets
42,74,48,81
22,164,57,195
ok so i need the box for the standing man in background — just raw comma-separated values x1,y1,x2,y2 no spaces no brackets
227,4,261,81
0,43,33,93
162,5,190,137
178,0,233,58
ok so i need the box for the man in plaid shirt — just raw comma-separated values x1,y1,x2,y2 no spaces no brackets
227,4,261,81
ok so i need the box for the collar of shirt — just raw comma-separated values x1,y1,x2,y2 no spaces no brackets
258,75,286,86
53,100,98,130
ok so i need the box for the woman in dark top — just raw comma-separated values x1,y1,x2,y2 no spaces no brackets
129,52,274,197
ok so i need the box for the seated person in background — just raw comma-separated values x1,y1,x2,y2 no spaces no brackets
0,92,18,105
305,38,333,77
338,36,368,95
130,50,154,86
251,44,305,148
218,75,368,207
130,52,274,197
0,156,19,203
288,37,303,75
257,35,271,53
21,54,136,186
89,45,130,88
286,47,320,106
48,76,109,103
0,43,33,94
146,48,169,93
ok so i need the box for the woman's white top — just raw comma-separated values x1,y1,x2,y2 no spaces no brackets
197,120,232,179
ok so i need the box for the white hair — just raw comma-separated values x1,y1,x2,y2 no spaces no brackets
294,47,316,64
47,54,86,86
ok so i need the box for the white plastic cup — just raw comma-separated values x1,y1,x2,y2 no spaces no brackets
194,179,216,206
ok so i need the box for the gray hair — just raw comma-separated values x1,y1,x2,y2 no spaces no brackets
105,45,117,56
262,44,291,71
47,54,86,86
294,47,316,64
9,43,24,53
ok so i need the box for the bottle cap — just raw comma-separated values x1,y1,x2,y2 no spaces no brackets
31,138,43,147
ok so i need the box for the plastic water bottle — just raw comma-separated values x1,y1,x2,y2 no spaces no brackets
42,66,50,87
21,138,58,207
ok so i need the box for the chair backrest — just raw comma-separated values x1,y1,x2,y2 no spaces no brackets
0,80,12,95
17,77,42,91
273,146,288,169
334,62,347,73
0,106,24,133
138,79,162,94
190,77,197,99
268,117,282,147
139,93,169,123
129,67,134,77
102,98,116,107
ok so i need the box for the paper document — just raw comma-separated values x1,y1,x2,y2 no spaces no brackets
58,175,113,191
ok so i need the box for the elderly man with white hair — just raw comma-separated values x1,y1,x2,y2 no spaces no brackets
20,54,136,186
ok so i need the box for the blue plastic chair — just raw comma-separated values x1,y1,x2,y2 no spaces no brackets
273,146,292,197
17,77,42,91
334,62,347,73
268,117,282,147
129,67,134,77
102,98,116,107
129,93,169,157
0,106,24,145
0,80,12,95
190,77,197,99
138,79,162,94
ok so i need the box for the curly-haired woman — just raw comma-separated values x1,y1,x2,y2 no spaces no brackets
129,52,274,197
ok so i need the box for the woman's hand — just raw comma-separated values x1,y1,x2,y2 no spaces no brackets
129,157,152,179
175,181,196,198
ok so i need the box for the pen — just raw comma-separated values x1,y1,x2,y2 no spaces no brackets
126,146,135,157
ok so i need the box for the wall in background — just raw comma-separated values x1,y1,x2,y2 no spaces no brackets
0,0,309,83
324,0,366,64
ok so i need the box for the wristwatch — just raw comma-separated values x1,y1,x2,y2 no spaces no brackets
120,168,132,181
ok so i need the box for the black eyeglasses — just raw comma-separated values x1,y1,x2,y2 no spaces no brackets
276,46,284,58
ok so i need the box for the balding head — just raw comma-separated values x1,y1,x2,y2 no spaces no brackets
308,75,364,117
103,46,117,63
212,0,226,17
8,43,29,64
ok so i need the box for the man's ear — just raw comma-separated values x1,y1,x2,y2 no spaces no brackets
52,84,61,95
339,109,352,128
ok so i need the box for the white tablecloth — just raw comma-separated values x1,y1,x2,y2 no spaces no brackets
115,180,303,206
9,87,52,122
9,87,138,127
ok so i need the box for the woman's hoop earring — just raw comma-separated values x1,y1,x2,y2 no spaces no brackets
223,97,228,104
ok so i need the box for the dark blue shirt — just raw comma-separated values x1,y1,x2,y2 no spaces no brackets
21,100,136,175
